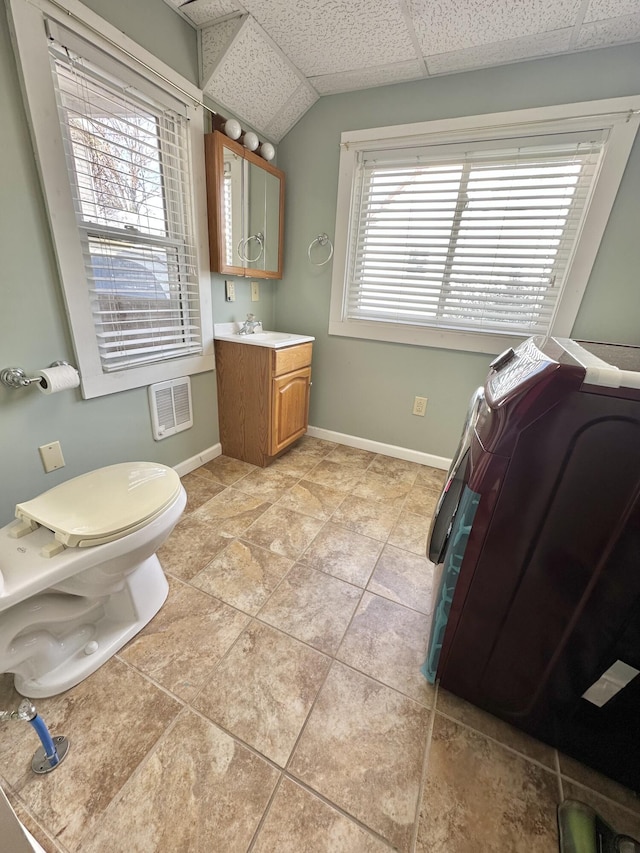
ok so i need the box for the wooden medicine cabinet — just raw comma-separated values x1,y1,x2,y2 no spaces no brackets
204,130,285,279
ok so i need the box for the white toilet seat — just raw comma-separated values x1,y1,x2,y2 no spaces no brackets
15,462,181,547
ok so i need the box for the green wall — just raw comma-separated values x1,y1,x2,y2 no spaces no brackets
276,44,640,459
0,0,217,526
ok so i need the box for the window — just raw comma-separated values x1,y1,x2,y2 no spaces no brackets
8,0,213,397
330,101,640,354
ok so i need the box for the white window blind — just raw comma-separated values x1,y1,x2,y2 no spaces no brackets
346,132,606,337
49,41,202,372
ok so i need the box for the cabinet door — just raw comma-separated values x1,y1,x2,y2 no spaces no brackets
205,131,284,279
271,367,311,455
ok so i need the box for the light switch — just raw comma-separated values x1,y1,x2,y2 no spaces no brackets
39,441,65,473
251,281,260,301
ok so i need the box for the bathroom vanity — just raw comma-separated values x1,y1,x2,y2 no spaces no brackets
214,332,314,467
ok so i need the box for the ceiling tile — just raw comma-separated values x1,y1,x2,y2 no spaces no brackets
311,60,425,95
584,0,640,23
265,82,318,142
577,12,640,47
203,17,302,133
201,18,242,82
180,0,243,27
408,0,582,55
426,28,572,74
240,0,417,76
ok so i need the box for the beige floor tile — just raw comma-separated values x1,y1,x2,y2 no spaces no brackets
243,505,324,559
559,752,640,814
8,793,63,853
289,662,430,852
191,539,293,615
337,592,434,706
561,782,640,840
367,545,434,614
403,485,440,517
119,577,249,700
268,451,321,478
294,436,336,457
234,467,301,502
258,564,362,655
0,660,180,850
332,494,401,541
193,487,272,537
199,455,257,486
157,513,230,579
352,470,413,503
276,479,346,520
194,622,330,766
305,459,366,492
414,465,447,490
416,714,559,852
252,777,389,853
300,521,383,587
76,710,279,853
387,510,431,556
324,445,376,469
368,455,420,484
180,471,225,514
437,689,556,768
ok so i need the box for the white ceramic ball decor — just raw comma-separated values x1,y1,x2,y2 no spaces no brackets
259,142,275,161
223,119,241,140
243,131,259,151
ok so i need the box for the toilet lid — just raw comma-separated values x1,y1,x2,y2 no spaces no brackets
16,462,182,547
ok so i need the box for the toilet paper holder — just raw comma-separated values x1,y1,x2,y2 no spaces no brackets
0,361,75,390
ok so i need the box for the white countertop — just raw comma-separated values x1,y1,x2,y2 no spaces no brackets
214,323,314,349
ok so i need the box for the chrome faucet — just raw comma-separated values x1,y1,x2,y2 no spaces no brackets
237,313,262,335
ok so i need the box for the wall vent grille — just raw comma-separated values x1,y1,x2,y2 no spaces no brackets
148,377,193,440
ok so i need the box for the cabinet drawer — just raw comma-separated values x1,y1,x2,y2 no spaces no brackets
272,343,312,377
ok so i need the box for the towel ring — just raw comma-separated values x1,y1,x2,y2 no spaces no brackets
237,232,264,263
308,233,334,266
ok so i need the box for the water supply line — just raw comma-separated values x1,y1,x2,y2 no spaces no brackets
0,698,70,774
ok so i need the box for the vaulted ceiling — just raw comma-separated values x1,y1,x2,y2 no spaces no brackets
164,0,640,141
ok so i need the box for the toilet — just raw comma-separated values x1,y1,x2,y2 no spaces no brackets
0,462,186,698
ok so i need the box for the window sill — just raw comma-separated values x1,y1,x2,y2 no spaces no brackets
328,317,527,356
79,352,215,399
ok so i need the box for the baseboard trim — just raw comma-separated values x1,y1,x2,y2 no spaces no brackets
174,443,222,477
307,426,451,470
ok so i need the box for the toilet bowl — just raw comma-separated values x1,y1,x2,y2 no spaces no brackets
0,462,185,698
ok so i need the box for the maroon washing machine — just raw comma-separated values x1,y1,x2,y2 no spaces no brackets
425,336,640,790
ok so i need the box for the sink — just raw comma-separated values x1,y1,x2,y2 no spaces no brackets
214,327,315,349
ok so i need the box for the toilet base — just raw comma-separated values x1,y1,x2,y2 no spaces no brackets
11,555,169,698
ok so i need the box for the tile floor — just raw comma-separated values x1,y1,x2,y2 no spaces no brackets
2,436,640,851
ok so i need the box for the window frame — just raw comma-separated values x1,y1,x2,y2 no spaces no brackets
7,0,214,398
329,99,640,355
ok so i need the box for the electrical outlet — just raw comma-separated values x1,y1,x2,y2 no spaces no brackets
225,280,236,302
39,441,65,472
412,396,428,417
251,281,260,302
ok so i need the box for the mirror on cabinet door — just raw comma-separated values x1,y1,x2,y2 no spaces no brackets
205,131,284,279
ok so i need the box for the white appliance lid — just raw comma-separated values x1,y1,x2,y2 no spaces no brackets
16,462,181,544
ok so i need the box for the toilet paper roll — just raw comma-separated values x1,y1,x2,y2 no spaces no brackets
37,364,80,394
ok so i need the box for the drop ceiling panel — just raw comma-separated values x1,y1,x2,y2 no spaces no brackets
577,12,640,47
201,18,242,80
585,0,640,22
311,60,425,95
240,0,416,76
181,0,243,25
265,82,318,142
203,17,302,132
426,28,573,74
408,0,582,55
